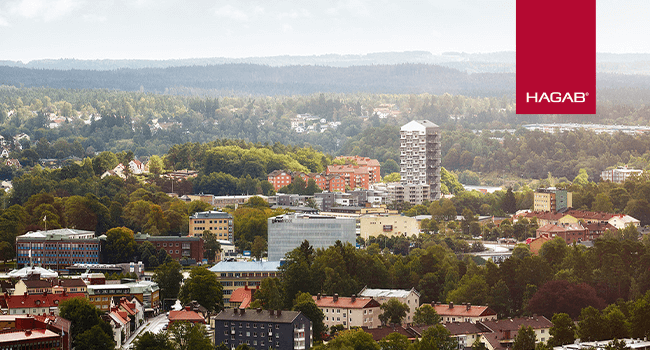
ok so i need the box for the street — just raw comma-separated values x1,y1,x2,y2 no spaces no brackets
121,312,169,349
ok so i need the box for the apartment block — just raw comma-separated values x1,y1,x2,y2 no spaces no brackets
400,120,441,201
189,211,233,242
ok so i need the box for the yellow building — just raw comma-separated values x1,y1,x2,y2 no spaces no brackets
533,188,572,212
209,261,281,307
189,210,233,241
359,215,420,240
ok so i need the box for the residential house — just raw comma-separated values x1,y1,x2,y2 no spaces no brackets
478,316,553,350
169,306,206,324
4,292,85,315
313,293,382,329
230,286,258,309
358,287,420,324
528,234,553,255
432,302,497,324
536,223,588,244
107,309,130,347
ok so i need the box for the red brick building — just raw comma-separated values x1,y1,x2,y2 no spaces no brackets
326,165,371,190
135,235,204,263
535,223,588,244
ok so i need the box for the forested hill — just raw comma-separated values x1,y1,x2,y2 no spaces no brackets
0,64,514,97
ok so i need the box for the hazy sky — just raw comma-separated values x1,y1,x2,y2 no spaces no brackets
0,0,647,62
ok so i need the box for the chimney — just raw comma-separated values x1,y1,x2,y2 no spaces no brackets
233,308,238,314
317,293,321,300
351,294,356,303
185,306,191,311
333,294,339,302
240,308,245,314
449,302,453,308
257,308,262,313
466,303,471,310
277,310,281,316
270,310,275,315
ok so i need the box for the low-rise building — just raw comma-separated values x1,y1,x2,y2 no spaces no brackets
209,261,282,307
358,215,420,240
135,234,205,264
478,316,553,350
4,292,85,315
86,281,160,315
358,287,420,324
601,166,643,183
313,293,382,329
213,308,312,350
15,229,100,270
554,338,650,350
432,302,497,324
189,211,234,242
536,223,588,244
169,306,206,324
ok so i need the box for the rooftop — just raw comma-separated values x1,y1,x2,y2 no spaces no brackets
190,211,232,219
214,309,302,324
432,303,497,318
209,261,281,273
0,329,59,343
313,295,381,309
358,287,419,299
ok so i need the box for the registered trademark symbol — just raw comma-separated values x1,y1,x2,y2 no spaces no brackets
586,92,589,96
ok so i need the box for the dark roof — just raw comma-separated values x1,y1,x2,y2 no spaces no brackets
479,316,553,332
22,280,52,289
144,236,201,241
361,326,417,341
443,322,485,335
214,309,302,324
58,279,86,288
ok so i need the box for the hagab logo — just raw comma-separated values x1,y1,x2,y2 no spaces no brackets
526,92,588,103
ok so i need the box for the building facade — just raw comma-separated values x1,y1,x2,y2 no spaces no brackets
15,229,100,271
189,211,234,242
267,214,356,261
358,287,420,324
400,120,441,201
209,261,282,307
433,302,497,324
134,234,204,264
313,294,382,329
600,166,643,183
213,309,312,350
358,215,420,240
533,188,572,212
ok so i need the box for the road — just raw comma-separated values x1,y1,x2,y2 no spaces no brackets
121,313,169,349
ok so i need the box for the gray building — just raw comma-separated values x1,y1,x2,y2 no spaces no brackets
267,214,356,261
213,308,312,350
400,120,441,201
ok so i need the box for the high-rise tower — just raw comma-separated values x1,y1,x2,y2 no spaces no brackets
400,120,441,201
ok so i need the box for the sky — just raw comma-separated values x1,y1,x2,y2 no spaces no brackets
0,0,648,62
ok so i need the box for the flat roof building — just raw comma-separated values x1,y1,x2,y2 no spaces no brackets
15,229,100,271
189,211,233,242
267,214,356,261
209,261,282,307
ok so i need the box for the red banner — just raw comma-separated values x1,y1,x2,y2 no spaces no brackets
516,0,596,114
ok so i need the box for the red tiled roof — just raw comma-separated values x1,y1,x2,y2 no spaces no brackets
169,309,205,323
312,295,381,309
230,287,255,309
5,293,86,310
433,303,496,318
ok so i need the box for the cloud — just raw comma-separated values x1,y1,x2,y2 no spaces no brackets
82,13,107,22
326,0,371,17
214,4,251,21
282,23,292,32
276,9,310,20
6,0,83,22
